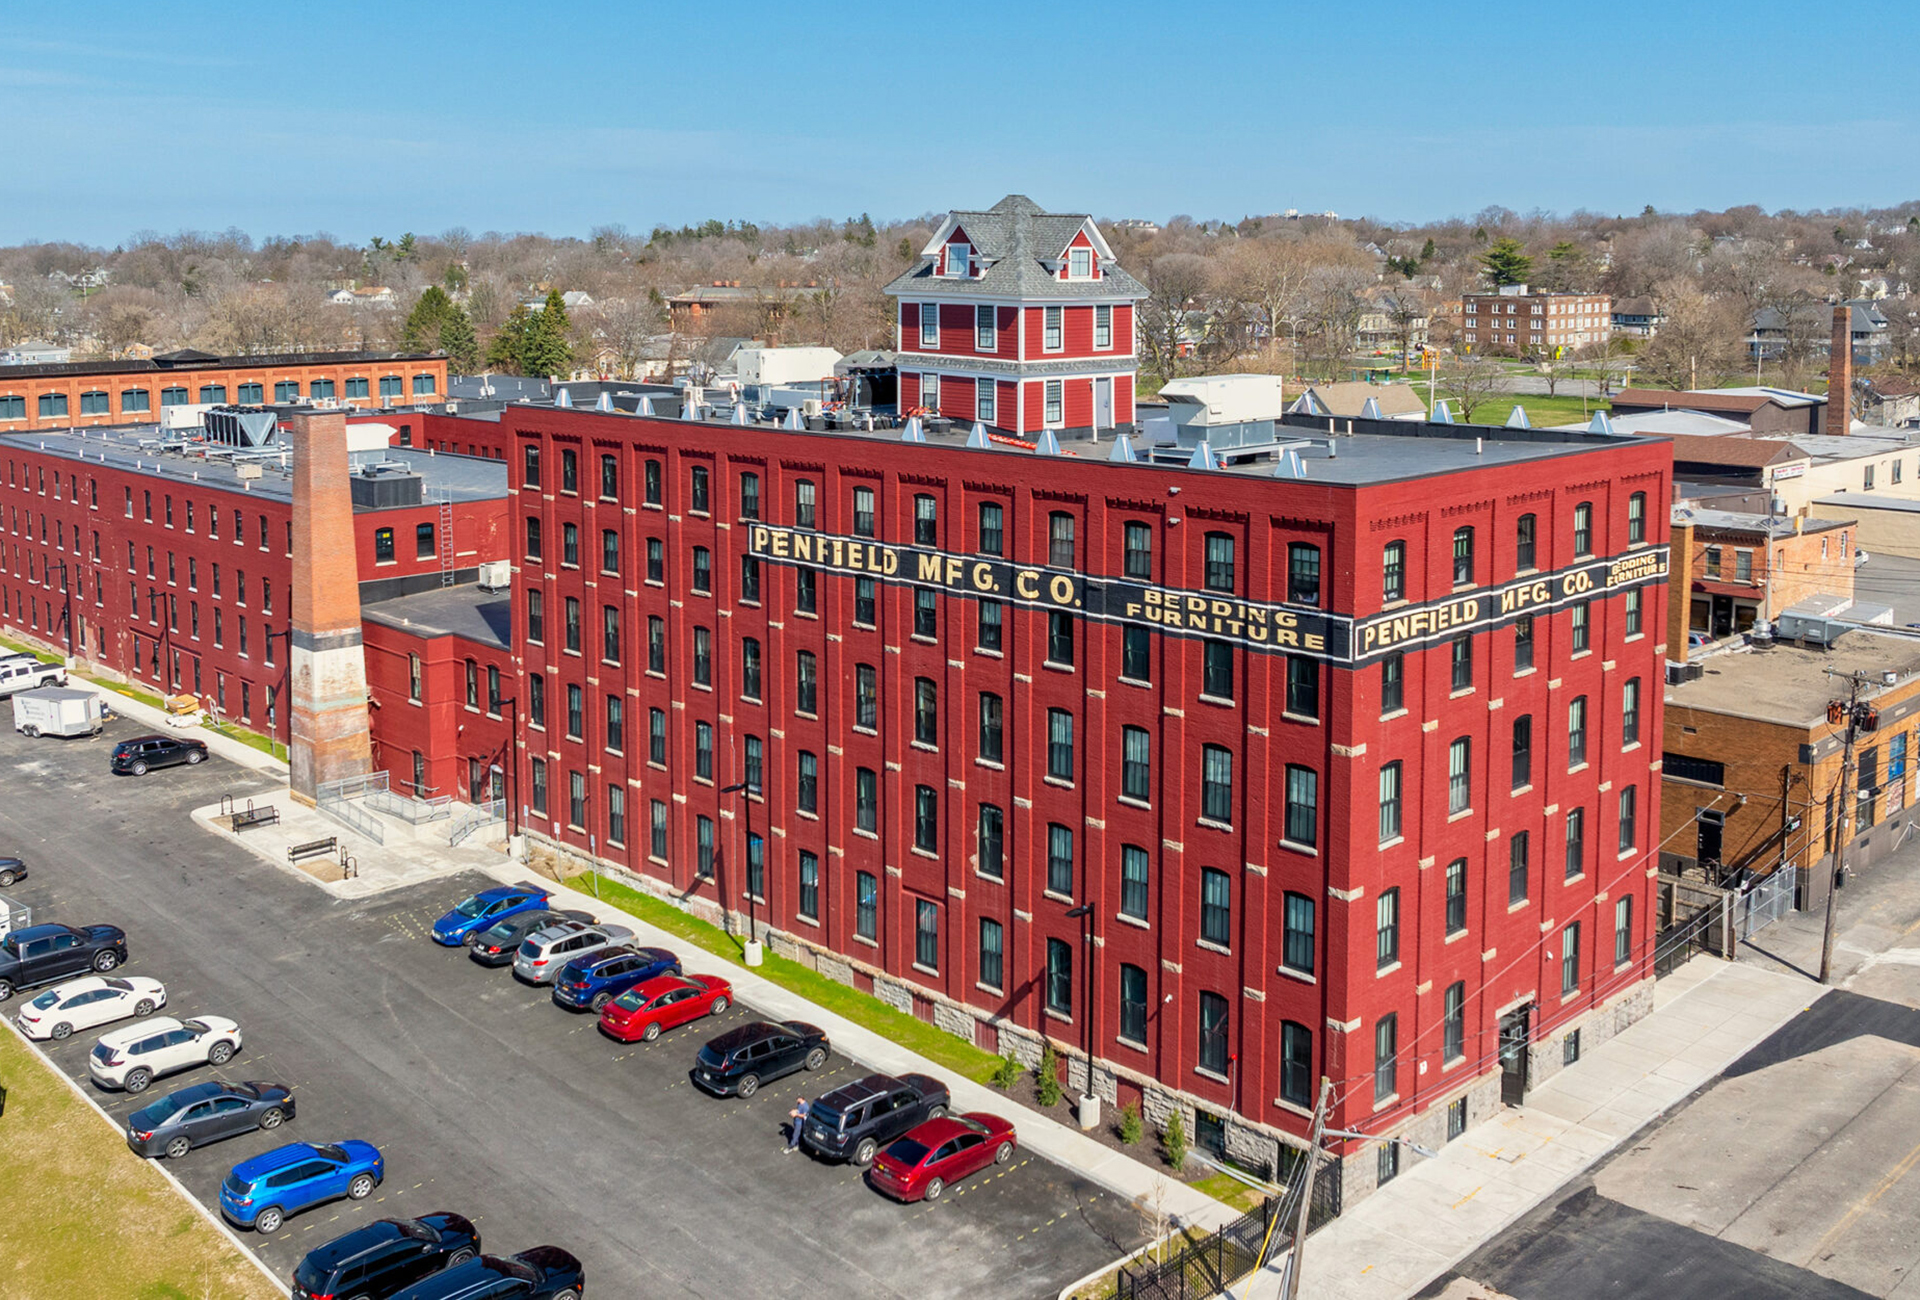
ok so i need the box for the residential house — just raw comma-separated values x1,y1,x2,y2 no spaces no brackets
1611,297,1666,339
1288,381,1427,421
1748,300,1888,364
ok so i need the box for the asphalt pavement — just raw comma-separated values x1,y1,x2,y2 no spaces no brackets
0,718,1140,1299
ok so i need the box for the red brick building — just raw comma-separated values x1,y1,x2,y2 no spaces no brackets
1462,287,1611,357
504,402,1672,1197
0,349,450,433
887,196,1143,438
0,419,510,788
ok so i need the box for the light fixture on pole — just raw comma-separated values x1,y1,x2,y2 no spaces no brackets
1065,901,1098,1130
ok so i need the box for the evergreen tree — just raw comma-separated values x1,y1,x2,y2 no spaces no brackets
436,307,479,372
484,304,532,373
1420,237,1437,262
402,286,456,352
1478,236,1533,287
521,288,576,378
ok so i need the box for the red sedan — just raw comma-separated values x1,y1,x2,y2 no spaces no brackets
867,1113,1017,1202
597,972,732,1043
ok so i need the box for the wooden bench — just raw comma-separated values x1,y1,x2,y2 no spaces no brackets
231,806,280,832
288,837,338,865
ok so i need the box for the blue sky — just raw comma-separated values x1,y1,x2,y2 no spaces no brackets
5,0,1916,246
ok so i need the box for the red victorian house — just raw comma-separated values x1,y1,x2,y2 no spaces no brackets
885,195,1145,441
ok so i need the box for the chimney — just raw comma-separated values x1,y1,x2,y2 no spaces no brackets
1830,299,1853,433
286,409,373,803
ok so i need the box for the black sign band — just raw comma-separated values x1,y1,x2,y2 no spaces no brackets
746,525,1667,668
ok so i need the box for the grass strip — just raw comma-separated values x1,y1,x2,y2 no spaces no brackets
563,870,1007,1085
0,1028,282,1300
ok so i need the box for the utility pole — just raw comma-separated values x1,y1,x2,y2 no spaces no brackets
1272,1077,1332,1300
1820,670,1874,984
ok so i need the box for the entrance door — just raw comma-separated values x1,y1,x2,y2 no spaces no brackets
1093,377,1113,431
1710,594,1735,638
1696,810,1725,876
1498,1005,1531,1105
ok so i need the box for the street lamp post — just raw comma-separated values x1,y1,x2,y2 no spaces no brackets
721,775,764,966
262,628,294,760
44,561,75,667
489,696,520,843
1065,901,1097,1130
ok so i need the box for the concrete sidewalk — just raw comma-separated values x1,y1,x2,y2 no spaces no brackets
475,862,1237,1241
1227,957,1817,1300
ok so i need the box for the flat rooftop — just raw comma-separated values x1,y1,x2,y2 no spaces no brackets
0,422,508,506
1666,632,1920,727
362,583,511,649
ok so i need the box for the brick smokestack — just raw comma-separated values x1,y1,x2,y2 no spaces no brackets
286,409,372,803
1830,299,1854,434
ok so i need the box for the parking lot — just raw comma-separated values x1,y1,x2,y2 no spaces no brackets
0,720,1141,1298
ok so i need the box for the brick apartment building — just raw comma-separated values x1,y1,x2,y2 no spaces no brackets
1668,507,1855,640
1462,286,1611,357
887,196,1144,439
502,400,1672,1200
0,349,450,433
0,415,511,795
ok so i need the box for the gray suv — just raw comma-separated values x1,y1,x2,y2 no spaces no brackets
802,1071,951,1166
512,919,635,985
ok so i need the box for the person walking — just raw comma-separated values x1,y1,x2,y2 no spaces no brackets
786,1097,811,1153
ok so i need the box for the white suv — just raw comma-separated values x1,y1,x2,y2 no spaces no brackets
512,920,635,985
88,1016,242,1093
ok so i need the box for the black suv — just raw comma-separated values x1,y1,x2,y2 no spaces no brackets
292,1214,482,1300
802,1071,952,1166
692,1020,829,1098
388,1246,583,1300
111,734,209,776
0,922,127,1000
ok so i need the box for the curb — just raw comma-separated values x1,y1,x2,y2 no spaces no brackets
2,1015,291,1298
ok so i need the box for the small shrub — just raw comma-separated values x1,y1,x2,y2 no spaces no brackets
1037,1043,1063,1107
990,1051,1022,1091
1163,1110,1188,1172
1118,1101,1143,1145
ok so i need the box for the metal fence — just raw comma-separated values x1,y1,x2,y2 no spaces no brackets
1734,866,1798,939
1117,1197,1279,1300
1653,897,1722,977
448,799,506,848
316,774,385,846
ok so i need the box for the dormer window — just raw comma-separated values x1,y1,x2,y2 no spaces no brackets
944,242,971,278
1068,247,1092,279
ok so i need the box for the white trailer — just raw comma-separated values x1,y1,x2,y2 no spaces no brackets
0,895,27,939
12,686,105,738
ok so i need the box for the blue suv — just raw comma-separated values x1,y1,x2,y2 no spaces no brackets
220,1140,384,1233
432,884,552,947
551,945,680,1012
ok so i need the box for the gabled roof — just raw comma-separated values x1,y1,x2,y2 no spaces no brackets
1292,382,1426,419
1665,434,1809,470
885,195,1147,302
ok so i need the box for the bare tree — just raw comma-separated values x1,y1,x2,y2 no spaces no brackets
1636,283,1745,389
1441,352,1507,423
1138,253,1213,386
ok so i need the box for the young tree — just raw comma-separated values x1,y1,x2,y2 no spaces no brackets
1441,352,1507,422
1478,237,1533,287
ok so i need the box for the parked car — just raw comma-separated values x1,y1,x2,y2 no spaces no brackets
0,657,65,697
291,1214,480,1300
551,945,679,1012
0,922,127,1001
512,919,635,985
220,1140,384,1234
802,1071,952,1166
468,908,594,966
16,973,166,1040
0,855,26,888
1856,548,1871,568
868,1113,1018,1203
88,1015,242,1093
598,973,731,1043
127,1079,296,1159
1687,630,1714,649
431,884,553,947
110,734,208,775
386,1247,584,1300
692,1020,829,1098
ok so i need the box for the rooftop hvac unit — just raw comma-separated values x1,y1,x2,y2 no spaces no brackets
477,561,512,591
234,464,263,480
